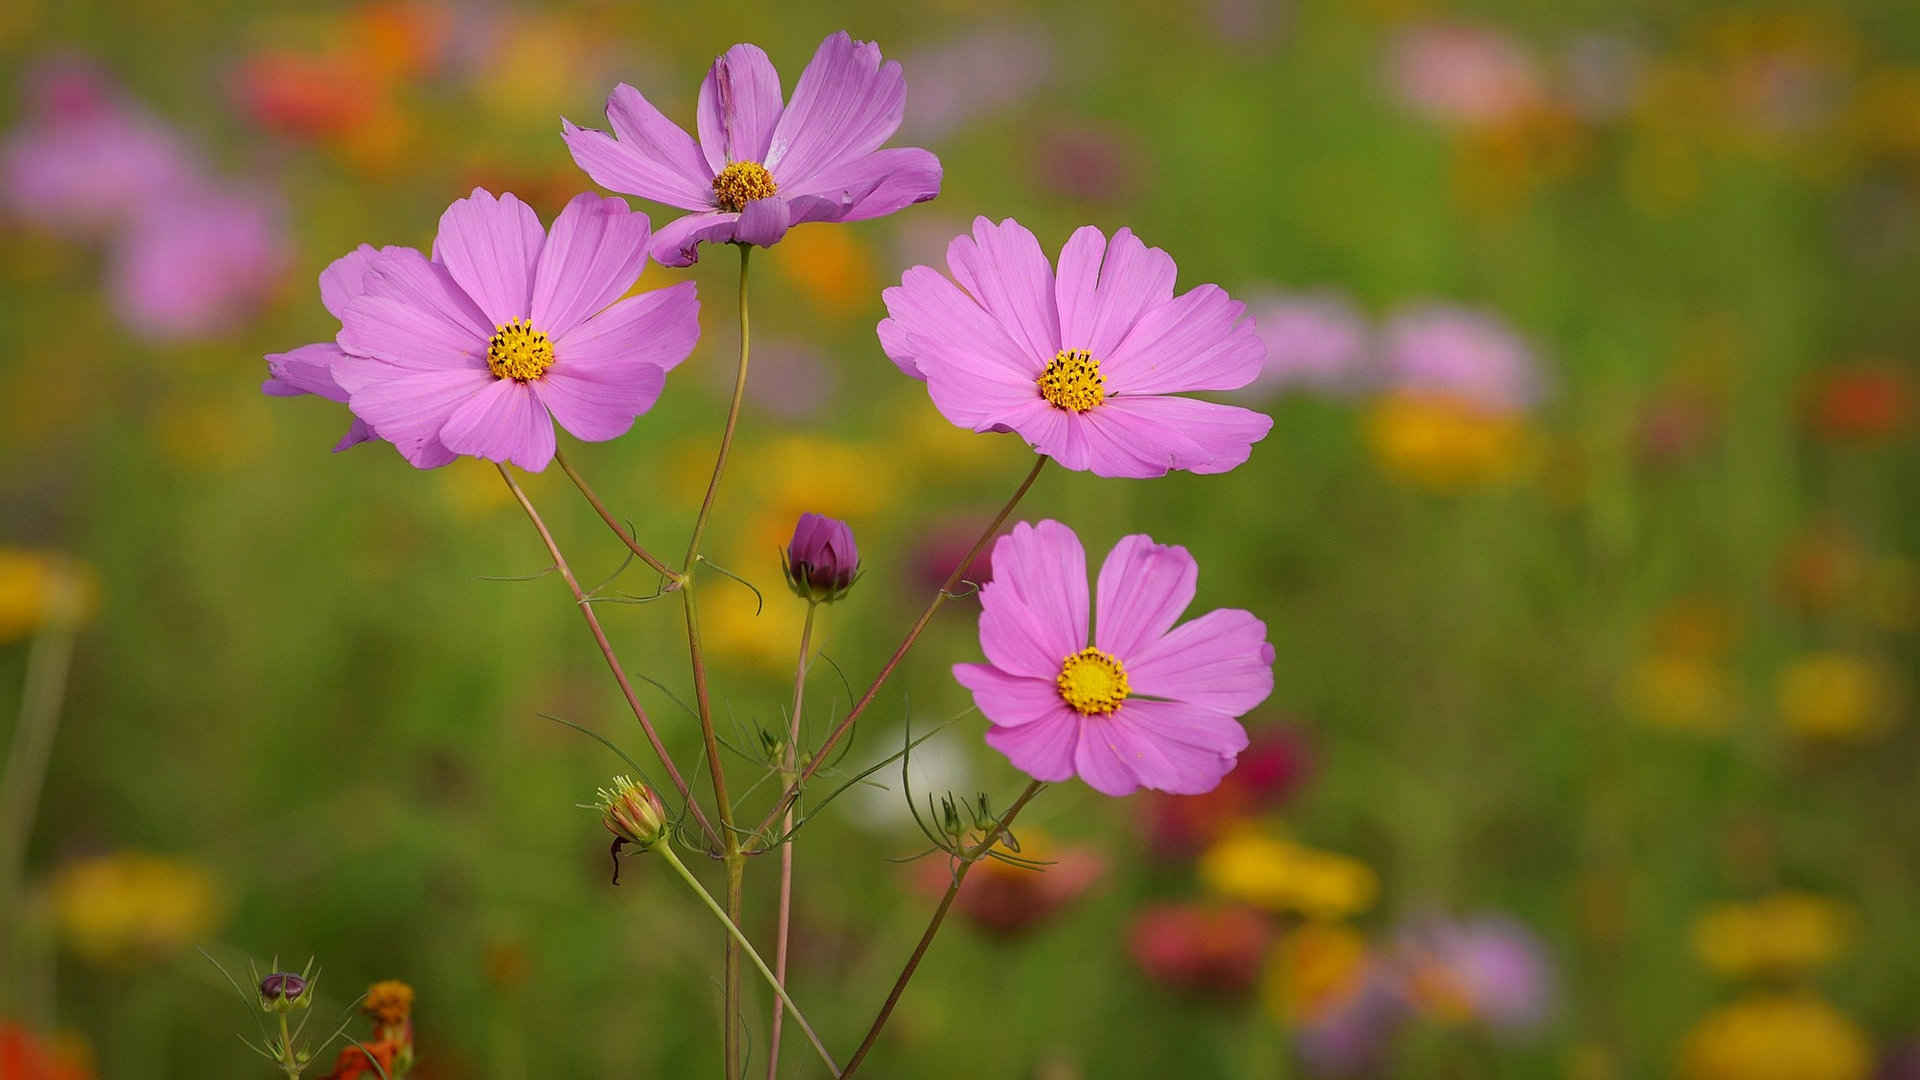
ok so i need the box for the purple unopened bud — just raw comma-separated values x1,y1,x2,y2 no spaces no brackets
259,971,310,1012
783,513,860,602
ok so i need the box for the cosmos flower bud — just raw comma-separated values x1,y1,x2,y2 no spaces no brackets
259,971,311,1012
596,776,669,851
782,513,860,603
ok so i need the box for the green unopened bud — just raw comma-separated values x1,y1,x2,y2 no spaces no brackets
595,775,668,850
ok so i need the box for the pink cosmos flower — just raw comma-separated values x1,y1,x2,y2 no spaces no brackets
2,57,198,232
563,31,942,267
953,520,1273,796
317,188,698,471
1389,22,1545,128
1245,290,1372,397
263,244,382,452
881,218,1274,478
111,182,288,341
1380,305,1544,414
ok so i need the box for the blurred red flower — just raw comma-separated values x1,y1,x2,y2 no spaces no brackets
1128,903,1272,997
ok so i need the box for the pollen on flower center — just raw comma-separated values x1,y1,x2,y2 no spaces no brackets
712,160,779,213
486,318,554,381
1038,349,1106,413
1056,646,1130,715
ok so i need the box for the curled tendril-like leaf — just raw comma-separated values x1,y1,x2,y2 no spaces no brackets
696,554,764,615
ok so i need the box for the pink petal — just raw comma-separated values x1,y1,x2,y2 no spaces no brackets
649,210,741,268
923,358,1046,432
430,189,544,329
1068,409,1182,478
1104,284,1265,396
317,243,381,320
784,146,941,224
437,378,558,471
553,280,700,375
1128,608,1275,716
1073,719,1143,796
1089,396,1273,476
976,520,1088,678
1054,226,1177,360
1105,699,1248,795
947,217,1060,363
264,342,349,402
1094,534,1198,659
953,663,1065,728
765,31,905,186
876,317,923,379
733,195,789,248
983,708,1082,783
530,192,651,338
696,43,784,171
338,248,490,371
532,365,666,443
541,281,700,441
881,263,1037,383
335,355,489,468
332,418,377,453
562,85,714,212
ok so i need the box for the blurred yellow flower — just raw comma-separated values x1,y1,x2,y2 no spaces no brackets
1691,893,1850,979
1776,653,1897,741
1200,827,1378,920
47,852,221,964
773,224,875,318
1678,993,1871,1080
1364,392,1535,490
0,550,100,644
1263,922,1370,1025
1625,655,1734,734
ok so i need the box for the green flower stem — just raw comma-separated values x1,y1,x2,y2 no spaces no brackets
839,779,1047,1078
679,243,756,1078
657,843,841,1077
0,624,75,1013
766,601,818,1080
494,465,719,849
750,456,1048,844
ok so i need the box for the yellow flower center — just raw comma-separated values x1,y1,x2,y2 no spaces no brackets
712,160,779,213
486,318,554,381
1056,646,1129,714
1038,349,1106,413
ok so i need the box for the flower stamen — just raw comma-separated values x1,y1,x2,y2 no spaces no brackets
712,160,779,213
1056,646,1130,715
486,318,554,381
1038,349,1106,413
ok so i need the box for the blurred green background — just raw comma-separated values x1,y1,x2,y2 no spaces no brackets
2,0,1917,1077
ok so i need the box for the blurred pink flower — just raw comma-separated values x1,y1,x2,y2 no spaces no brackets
1395,915,1556,1036
1244,291,1371,397
1295,965,1410,1076
2,57,198,231
730,341,838,419
953,520,1273,796
110,183,289,341
1380,305,1545,414
1027,122,1148,207
910,840,1104,938
906,514,1005,595
900,25,1054,141
1389,22,1545,128
1138,723,1313,858
1128,903,1271,997
328,189,700,470
564,32,942,267
881,218,1272,477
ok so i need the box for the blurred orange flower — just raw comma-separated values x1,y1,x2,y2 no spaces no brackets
1365,391,1536,490
1776,652,1897,741
1678,993,1870,1080
46,852,221,964
0,550,99,644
